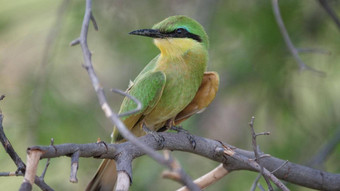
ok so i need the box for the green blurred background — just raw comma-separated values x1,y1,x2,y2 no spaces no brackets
0,0,339,190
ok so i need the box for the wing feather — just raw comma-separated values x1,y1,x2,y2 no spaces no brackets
174,71,219,125
112,71,166,142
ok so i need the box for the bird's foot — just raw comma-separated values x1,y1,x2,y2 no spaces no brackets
169,125,196,149
142,123,165,148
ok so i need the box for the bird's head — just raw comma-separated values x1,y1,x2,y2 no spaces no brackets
129,15,209,56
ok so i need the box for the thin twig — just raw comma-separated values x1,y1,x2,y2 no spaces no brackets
40,160,50,180
272,0,325,76
308,127,340,168
40,139,54,179
272,160,289,174
250,174,262,191
0,112,53,190
71,0,199,190
0,114,26,175
318,0,340,30
220,143,290,191
257,183,266,191
248,116,274,191
69,38,80,46
162,150,195,187
0,172,24,176
90,12,98,31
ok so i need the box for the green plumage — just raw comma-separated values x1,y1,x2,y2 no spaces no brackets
112,15,209,142
87,15,218,191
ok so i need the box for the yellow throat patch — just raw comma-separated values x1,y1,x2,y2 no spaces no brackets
154,38,201,57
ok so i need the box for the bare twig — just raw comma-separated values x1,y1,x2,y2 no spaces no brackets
162,150,198,188
0,114,26,175
272,0,325,76
257,183,266,191
90,12,98,31
39,159,50,179
177,164,229,191
251,174,262,191
0,171,24,176
272,160,289,174
308,127,340,168
71,0,199,190
318,0,340,30
69,38,80,46
220,143,289,191
40,139,54,179
0,112,53,191
248,116,274,191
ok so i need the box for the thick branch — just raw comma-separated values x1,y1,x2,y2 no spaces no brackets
29,132,340,191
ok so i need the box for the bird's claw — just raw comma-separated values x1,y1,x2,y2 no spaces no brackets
143,124,165,148
170,125,196,149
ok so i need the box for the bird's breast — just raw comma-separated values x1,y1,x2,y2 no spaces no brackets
144,50,207,129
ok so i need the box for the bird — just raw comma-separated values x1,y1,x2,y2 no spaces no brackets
86,15,219,191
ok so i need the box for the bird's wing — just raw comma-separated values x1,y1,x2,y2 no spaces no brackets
132,55,160,84
112,71,166,142
174,71,219,125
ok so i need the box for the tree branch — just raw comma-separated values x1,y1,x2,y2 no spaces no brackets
0,113,26,175
308,126,340,168
26,132,340,191
218,142,289,191
248,116,275,190
318,0,340,30
1,102,53,190
272,0,325,76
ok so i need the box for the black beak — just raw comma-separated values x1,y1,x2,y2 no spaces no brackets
129,29,164,38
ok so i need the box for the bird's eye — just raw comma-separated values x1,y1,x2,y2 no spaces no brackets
175,28,185,34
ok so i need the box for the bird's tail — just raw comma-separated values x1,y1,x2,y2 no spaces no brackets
86,159,117,191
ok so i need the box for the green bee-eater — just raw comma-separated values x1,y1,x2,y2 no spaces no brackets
86,15,219,191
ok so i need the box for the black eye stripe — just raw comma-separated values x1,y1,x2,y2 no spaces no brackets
161,28,202,42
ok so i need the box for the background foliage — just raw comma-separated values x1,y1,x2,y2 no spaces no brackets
0,0,339,190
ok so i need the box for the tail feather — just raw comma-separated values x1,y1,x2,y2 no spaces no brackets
86,159,117,191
